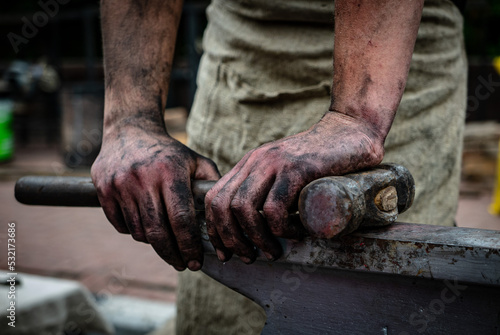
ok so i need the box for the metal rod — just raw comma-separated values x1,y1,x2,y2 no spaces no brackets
15,176,215,208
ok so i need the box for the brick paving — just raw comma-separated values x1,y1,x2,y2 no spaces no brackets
0,145,499,305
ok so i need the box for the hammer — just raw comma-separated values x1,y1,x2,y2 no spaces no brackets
14,163,414,238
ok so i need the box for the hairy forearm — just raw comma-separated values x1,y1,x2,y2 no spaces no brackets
100,0,184,132
329,0,424,144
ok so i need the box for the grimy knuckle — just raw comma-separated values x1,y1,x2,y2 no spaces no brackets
177,242,199,257
111,172,128,189
91,172,107,192
223,236,238,250
144,229,165,242
217,224,235,243
206,218,219,233
230,197,247,215
94,183,110,198
263,201,281,218
210,196,227,215
169,209,192,224
264,204,286,235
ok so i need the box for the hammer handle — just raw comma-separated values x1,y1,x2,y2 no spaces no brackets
15,176,215,208
15,176,305,239
15,164,415,239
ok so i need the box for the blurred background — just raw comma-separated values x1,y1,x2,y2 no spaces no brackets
0,0,500,334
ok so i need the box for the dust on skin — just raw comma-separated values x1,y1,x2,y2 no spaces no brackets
205,111,386,263
204,0,424,264
95,0,424,270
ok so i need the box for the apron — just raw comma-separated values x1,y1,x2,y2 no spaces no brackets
179,1,467,333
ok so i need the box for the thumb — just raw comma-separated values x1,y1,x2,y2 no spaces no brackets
195,156,221,180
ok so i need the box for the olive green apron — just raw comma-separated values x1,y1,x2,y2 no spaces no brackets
177,0,467,333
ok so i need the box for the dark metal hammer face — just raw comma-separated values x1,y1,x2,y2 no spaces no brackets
299,164,415,238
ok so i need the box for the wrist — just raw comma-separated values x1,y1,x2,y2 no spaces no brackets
102,98,167,139
103,82,167,123
323,109,389,145
319,110,385,165
102,112,168,143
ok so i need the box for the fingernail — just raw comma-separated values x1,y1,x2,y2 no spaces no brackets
188,260,201,271
240,256,253,264
216,249,227,262
264,252,275,261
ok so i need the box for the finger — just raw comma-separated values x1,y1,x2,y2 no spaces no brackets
94,182,130,234
263,174,308,239
102,172,147,241
207,171,258,264
163,178,204,271
99,198,130,234
205,202,233,262
118,197,148,243
195,157,221,180
204,169,244,262
204,152,254,262
140,190,186,271
231,175,283,261
205,176,232,261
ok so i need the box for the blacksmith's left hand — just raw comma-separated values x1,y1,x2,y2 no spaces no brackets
205,111,386,264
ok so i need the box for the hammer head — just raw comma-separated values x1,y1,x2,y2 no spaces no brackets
298,164,415,239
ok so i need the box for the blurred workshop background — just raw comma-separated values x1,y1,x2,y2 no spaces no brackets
0,0,500,334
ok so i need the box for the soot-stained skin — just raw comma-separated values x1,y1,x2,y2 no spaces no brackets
95,0,225,272
205,111,385,263
92,120,220,271
205,0,424,264
331,0,423,138
98,0,425,270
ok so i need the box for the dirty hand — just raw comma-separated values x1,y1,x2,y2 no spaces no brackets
91,124,220,271
205,111,385,264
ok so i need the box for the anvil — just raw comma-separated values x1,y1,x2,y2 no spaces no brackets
200,222,500,334
14,167,500,334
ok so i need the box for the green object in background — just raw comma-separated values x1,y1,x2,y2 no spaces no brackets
0,99,14,162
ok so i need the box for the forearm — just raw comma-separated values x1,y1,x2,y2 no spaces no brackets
328,0,424,145
100,0,184,134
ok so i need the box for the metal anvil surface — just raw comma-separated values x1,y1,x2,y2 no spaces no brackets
199,222,500,334
14,175,500,334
